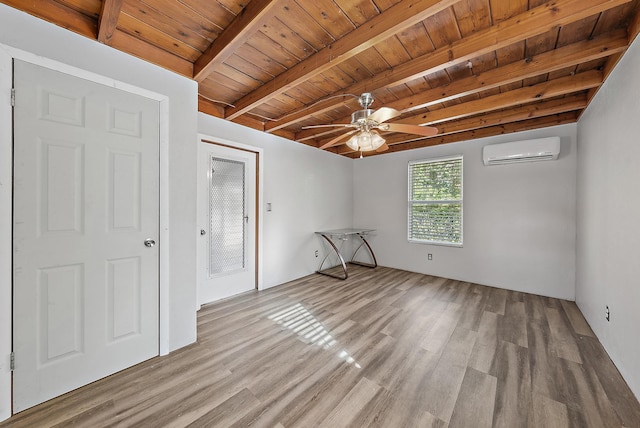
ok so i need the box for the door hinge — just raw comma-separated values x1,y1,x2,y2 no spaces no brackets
11,88,15,107
10,352,14,371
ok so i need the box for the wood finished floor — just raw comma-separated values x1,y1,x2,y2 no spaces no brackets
3,266,640,427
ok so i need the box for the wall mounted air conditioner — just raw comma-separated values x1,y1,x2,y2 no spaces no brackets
483,136,560,165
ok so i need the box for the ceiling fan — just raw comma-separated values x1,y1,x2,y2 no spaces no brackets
302,93,438,153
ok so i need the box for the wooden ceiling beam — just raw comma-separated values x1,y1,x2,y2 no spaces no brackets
97,0,123,45
224,0,460,119
198,96,225,118
297,125,353,143
361,0,629,90
294,30,626,140
193,0,280,82
628,2,640,45
110,30,193,77
364,30,625,116
282,0,630,134
410,94,586,138
196,103,296,140
385,95,586,147
347,112,579,157
269,97,360,135
398,70,602,126
228,114,266,132
332,94,586,153
1,0,97,38
271,129,296,140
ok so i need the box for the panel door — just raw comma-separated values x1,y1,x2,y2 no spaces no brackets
197,142,256,305
12,60,160,412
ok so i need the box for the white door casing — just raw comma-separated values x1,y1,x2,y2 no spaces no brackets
197,142,257,305
12,60,160,412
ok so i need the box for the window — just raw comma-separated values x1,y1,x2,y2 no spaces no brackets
408,156,463,246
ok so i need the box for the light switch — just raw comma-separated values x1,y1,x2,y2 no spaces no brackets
266,202,272,212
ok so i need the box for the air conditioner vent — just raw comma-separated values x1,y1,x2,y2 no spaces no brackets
483,137,560,166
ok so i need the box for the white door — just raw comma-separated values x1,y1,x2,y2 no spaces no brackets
12,60,160,412
197,141,257,305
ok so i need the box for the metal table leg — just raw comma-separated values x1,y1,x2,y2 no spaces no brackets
316,233,348,280
349,233,378,268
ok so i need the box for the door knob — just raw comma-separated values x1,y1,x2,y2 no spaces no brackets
200,229,206,235
144,238,156,247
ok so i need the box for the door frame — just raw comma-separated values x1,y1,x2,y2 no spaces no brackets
1,45,170,414
198,134,264,296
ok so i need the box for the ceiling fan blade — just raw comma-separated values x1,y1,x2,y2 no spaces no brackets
301,123,351,129
319,130,357,150
368,107,401,123
376,143,389,153
383,123,438,137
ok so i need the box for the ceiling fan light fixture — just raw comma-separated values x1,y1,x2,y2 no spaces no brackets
346,134,360,151
369,131,386,151
347,130,385,152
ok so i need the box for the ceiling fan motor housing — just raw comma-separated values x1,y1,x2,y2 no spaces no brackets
351,109,375,126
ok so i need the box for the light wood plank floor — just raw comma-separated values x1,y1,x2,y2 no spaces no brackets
3,266,640,427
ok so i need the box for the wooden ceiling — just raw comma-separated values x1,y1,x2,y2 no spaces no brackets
4,0,639,157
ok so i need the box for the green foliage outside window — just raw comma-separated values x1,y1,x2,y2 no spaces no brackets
408,157,463,245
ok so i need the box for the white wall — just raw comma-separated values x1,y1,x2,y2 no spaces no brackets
576,35,640,399
198,114,353,288
353,124,577,299
0,5,198,420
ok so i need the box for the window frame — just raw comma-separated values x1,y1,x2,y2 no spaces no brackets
407,155,464,247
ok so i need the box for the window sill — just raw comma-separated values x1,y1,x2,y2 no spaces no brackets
408,239,463,248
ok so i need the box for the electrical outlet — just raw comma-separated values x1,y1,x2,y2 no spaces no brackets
428,253,433,260
605,305,610,322
315,250,319,258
